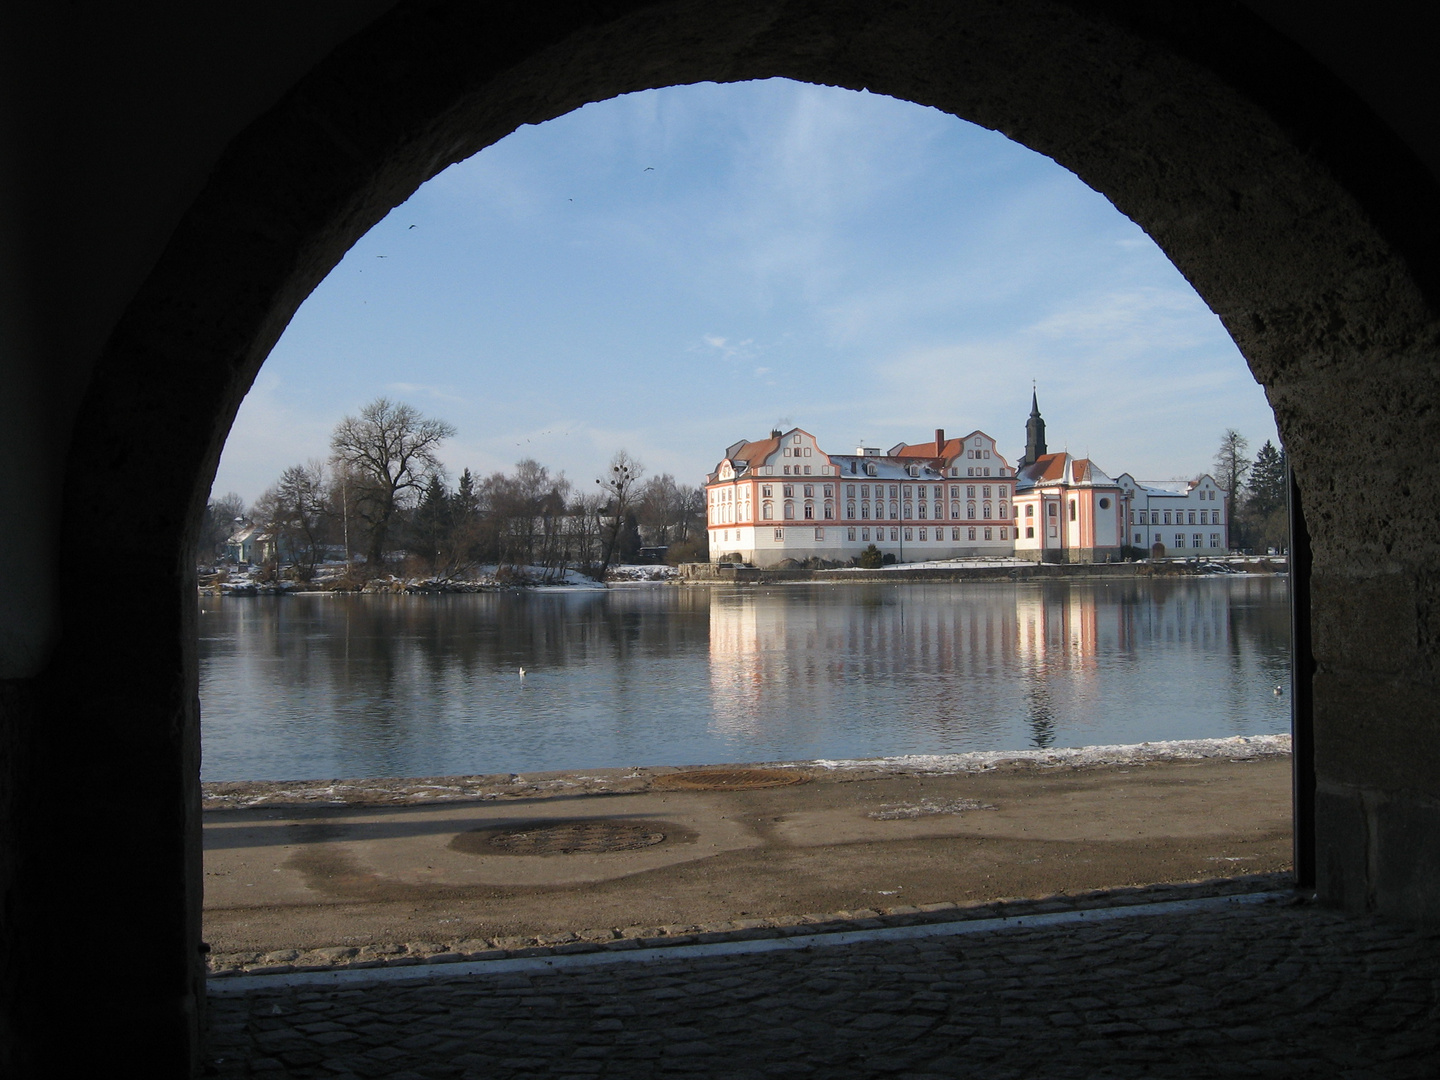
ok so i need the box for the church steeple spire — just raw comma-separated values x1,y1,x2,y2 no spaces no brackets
1020,389,1047,469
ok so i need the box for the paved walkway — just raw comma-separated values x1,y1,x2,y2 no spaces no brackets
206,893,1440,1078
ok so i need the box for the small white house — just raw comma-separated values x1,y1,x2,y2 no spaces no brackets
1114,473,1228,556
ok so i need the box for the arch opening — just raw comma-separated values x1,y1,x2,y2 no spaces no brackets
13,1,1440,1070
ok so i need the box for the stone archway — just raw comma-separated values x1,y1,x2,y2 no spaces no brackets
8,1,1439,1073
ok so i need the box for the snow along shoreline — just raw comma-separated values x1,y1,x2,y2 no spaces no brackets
201,735,1290,810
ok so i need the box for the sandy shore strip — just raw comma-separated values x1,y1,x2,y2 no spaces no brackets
201,734,1290,810
203,736,1295,975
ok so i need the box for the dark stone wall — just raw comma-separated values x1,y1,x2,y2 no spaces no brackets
3,1,1440,1073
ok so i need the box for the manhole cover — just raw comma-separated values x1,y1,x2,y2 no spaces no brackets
449,820,670,856
652,768,810,791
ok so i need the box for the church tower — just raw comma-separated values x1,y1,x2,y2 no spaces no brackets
1019,390,1047,469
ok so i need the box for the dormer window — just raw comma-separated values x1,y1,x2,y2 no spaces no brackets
866,463,877,476
908,465,919,477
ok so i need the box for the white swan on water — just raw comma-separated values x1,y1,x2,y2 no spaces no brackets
519,667,527,678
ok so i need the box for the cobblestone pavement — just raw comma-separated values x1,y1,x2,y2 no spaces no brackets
206,896,1440,1079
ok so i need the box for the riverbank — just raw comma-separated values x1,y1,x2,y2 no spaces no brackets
203,736,1293,975
681,555,1285,584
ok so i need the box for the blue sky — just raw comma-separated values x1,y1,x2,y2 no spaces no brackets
213,78,1278,504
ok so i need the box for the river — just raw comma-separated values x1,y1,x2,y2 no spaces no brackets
197,576,1291,781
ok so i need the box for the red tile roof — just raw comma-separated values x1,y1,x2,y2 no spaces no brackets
893,438,965,459
729,435,781,466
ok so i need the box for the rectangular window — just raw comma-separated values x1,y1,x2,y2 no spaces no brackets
1135,533,1143,544
1151,511,1159,524
904,528,914,541
1175,533,1185,547
1211,533,1221,546
824,485,833,497
1193,533,1202,547
783,447,791,456
815,528,825,540
1188,511,1195,524
762,485,773,498
890,528,899,541
783,465,790,474
784,485,794,497
918,504,927,519
968,527,976,540
861,528,870,541
804,485,814,497
847,527,856,541
982,486,992,498
804,466,811,475
775,528,784,541
847,484,856,496
984,527,993,540
1000,528,1007,540
919,528,928,541
1163,512,1172,524
804,447,812,457
952,528,961,540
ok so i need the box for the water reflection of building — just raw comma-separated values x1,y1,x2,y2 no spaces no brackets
706,581,1259,752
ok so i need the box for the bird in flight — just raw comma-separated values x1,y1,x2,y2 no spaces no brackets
644,167,654,171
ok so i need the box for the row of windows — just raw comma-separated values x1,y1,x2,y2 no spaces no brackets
843,501,1008,520
1133,532,1224,548
760,484,834,499
759,526,1015,543
1132,509,1222,525
843,483,1009,499
844,526,1010,542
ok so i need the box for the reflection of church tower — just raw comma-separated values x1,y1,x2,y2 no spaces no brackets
1018,391,1047,469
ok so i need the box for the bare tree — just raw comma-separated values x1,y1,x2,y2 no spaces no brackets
254,461,332,580
329,398,456,566
1213,428,1251,550
197,491,247,564
594,450,644,579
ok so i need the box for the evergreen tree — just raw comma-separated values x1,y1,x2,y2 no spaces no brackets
411,474,451,572
1243,440,1290,553
1247,441,1288,517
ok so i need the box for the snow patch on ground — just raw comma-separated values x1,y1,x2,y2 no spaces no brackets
868,798,997,819
798,734,1290,775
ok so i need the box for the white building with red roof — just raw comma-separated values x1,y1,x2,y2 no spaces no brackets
704,397,1224,567
706,426,1020,566
1011,393,1127,563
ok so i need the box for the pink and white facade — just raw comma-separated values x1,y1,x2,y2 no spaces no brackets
706,426,1020,567
704,400,1228,567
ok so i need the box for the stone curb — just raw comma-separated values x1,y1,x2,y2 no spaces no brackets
206,872,1293,980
